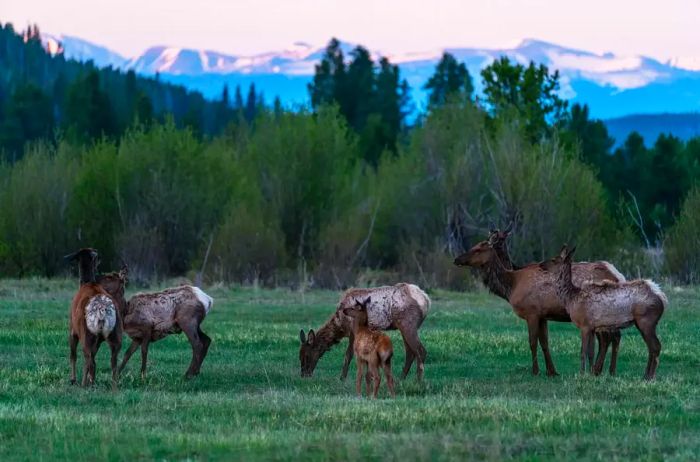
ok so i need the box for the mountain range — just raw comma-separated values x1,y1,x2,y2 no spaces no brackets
43,34,700,135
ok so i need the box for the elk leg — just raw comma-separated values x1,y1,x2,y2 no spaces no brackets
537,319,558,376
340,334,355,380
140,337,150,380
383,357,396,398
81,336,97,386
586,333,596,373
197,326,212,374
527,318,540,376
609,330,621,376
355,358,365,397
593,332,609,376
109,338,121,390
368,362,381,399
69,333,78,385
399,325,426,381
182,320,205,379
579,330,593,374
119,339,140,374
365,363,372,394
638,325,661,380
398,332,416,379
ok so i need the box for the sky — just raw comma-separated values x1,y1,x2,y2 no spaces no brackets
4,0,699,61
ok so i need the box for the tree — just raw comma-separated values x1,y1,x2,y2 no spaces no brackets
245,83,257,124
562,103,614,173
424,52,473,107
0,83,54,160
307,39,411,166
64,69,116,142
308,38,346,110
481,56,567,141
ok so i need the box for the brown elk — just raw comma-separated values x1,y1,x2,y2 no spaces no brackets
342,297,395,398
117,285,214,379
299,283,429,381
66,248,123,388
487,228,623,375
454,230,625,376
540,246,665,379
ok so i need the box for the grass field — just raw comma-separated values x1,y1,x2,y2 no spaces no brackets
1,279,699,461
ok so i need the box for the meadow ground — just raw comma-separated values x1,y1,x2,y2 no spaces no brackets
0,279,699,461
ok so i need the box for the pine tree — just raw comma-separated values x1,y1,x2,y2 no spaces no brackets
245,83,257,123
63,69,116,142
308,38,346,109
424,52,473,108
0,83,54,160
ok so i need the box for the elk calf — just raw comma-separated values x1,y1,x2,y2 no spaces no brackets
541,246,666,380
66,248,123,388
118,285,213,379
343,297,395,398
299,283,429,381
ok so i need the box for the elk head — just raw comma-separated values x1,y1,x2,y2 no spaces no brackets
539,245,576,274
453,239,498,268
299,329,320,377
342,297,371,325
98,264,129,316
64,248,100,284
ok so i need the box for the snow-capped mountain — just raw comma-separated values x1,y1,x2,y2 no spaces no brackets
43,34,128,69
43,35,700,119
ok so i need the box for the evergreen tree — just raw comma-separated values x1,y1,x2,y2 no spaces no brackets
344,46,375,131
245,83,257,123
0,83,54,160
424,52,473,107
308,38,346,110
562,103,614,171
63,69,116,142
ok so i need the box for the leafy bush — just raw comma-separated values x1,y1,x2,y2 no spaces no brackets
665,187,700,282
0,142,78,276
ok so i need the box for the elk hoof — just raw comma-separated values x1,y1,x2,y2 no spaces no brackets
546,370,559,377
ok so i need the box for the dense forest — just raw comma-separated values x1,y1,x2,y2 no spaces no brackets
2,22,700,286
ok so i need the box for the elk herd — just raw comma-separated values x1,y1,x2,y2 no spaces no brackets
65,226,666,398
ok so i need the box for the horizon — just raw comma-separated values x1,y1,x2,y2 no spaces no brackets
4,0,699,62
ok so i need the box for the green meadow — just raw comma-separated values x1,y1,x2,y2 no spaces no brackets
1,279,698,461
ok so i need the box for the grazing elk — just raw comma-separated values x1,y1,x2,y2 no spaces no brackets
118,285,214,379
66,248,122,388
540,246,666,379
343,297,395,398
454,230,625,376
300,283,430,381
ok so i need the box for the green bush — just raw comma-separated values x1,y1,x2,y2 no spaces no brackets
0,142,78,276
665,187,700,282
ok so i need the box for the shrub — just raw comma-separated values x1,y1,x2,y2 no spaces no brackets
665,187,700,282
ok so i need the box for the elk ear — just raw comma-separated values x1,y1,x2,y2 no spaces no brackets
119,264,129,281
559,244,569,258
566,246,577,260
299,329,306,344
504,221,514,234
63,251,78,262
307,329,316,345
363,297,371,307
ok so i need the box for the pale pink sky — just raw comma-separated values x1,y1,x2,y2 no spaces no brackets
4,0,699,60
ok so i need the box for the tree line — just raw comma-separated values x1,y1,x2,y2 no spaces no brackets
2,24,700,284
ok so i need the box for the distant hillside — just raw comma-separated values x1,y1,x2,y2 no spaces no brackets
604,113,700,146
